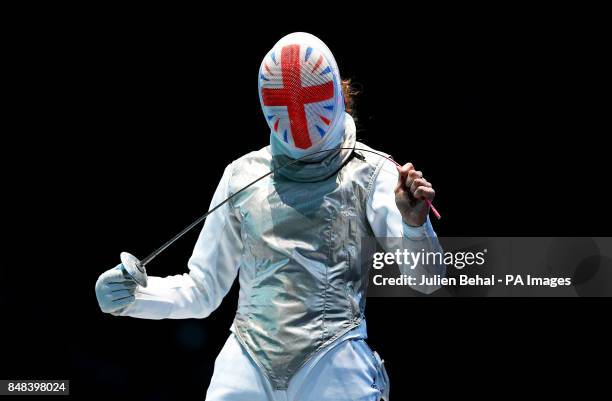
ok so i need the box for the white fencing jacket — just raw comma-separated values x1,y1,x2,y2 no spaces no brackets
116,160,442,320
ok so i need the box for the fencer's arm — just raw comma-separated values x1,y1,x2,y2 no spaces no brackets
366,162,446,294
114,163,243,319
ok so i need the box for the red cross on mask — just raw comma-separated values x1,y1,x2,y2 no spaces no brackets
260,44,336,150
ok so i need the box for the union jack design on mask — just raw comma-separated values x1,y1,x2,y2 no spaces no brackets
260,44,338,150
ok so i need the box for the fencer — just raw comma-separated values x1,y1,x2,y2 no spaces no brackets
95,32,445,401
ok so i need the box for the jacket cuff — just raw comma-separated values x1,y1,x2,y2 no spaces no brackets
402,221,427,240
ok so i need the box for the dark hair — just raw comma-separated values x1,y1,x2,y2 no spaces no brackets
341,79,359,115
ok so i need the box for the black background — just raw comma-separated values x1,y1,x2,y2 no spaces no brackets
2,5,610,400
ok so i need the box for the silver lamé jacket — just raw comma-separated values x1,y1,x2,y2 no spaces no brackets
116,137,445,390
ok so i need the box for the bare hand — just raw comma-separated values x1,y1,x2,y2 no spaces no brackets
394,163,436,227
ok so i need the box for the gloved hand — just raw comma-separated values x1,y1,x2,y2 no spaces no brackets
95,264,137,313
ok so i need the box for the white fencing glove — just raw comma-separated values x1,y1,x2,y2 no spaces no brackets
95,264,137,313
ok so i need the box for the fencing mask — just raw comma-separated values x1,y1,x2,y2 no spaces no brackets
258,32,347,160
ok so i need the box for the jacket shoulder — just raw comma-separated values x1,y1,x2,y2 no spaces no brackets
354,141,391,169
227,146,272,192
